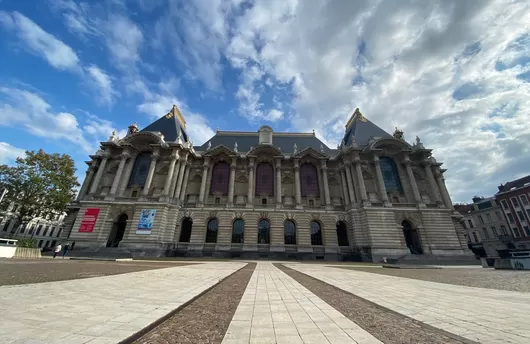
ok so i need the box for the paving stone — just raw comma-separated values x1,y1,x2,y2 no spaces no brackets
286,263,530,344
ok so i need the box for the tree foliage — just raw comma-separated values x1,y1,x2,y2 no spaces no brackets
0,149,79,224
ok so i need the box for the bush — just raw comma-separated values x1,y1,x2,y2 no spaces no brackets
17,238,37,248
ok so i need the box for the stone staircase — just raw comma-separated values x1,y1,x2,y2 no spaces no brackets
392,253,480,266
66,247,133,260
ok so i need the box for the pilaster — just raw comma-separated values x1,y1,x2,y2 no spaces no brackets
372,155,391,207
89,152,109,195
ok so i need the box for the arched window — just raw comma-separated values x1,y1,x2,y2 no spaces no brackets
255,162,274,196
205,218,219,243
232,219,245,243
210,162,230,195
380,157,403,192
128,152,152,187
300,163,319,197
310,221,323,245
336,221,349,247
284,220,296,245
258,219,270,244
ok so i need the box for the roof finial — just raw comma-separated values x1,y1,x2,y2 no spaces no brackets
234,141,238,152
207,141,211,150
127,123,138,136
320,144,324,153
293,143,298,154
312,129,315,136
216,127,219,133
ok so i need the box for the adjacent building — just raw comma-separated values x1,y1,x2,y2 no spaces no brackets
64,106,471,261
495,175,530,247
458,197,512,260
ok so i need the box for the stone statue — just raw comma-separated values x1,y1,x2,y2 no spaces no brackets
320,144,324,152
293,143,298,154
351,135,357,147
234,141,238,152
413,136,425,149
416,136,421,145
207,141,211,150
109,130,118,142
177,130,183,142
127,123,138,136
393,127,404,140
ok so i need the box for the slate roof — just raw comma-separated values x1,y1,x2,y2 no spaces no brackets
140,105,189,142
497,175,530,193
194,132,338,155
342,108,392,146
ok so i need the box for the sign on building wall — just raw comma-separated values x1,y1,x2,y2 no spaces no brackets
136,209,156,235
78,208,100,233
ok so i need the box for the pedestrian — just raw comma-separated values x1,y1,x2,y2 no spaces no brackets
71,241,76,251
62,243,70,259
53,243,62,259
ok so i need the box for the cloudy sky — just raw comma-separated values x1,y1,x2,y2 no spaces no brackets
0,0,528,203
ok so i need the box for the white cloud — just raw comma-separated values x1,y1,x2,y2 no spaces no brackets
85,65,119,105
0,142,25,165
104,14,144,67
0,11,80,71
0,87,93,153
159,0,530,202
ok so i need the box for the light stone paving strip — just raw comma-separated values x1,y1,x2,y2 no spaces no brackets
0,262,245,344
222,262,382,344
287,264,530,344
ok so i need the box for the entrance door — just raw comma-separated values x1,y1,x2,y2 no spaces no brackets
336,221,350,247
402,220,423,254
179,217,193,242
107,214,128,248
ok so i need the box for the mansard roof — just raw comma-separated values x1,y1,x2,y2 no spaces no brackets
195,131,337,155
342,108,393,147
141,105,189,142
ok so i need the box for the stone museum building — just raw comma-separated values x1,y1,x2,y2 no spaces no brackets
65,106,470,261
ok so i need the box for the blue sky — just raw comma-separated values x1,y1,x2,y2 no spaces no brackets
0,0,529,203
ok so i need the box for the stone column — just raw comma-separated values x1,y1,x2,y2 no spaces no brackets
317,167,325,205
198,157,210,206
373,155,390,206
321,160,331,206
174,154,188,200
424,163,442,205
163,151,178,196
179,163,191,201
118,153,136,196
89,154,109,195
345,164,356,203
353,158,368,202
110,152,129,195
404,157,423,205
276,158,282,207
77,165,95,201
294,159,302,207
435,169,453,208
169,154,181,198
247,158,255,206
142,153,159,196
228,158,237,206
339,167,350,205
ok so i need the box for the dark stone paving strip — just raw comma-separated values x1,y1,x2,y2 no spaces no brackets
131,263,257,344
276,264,477,344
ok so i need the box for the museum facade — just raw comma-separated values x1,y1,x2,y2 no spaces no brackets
65,106,471,261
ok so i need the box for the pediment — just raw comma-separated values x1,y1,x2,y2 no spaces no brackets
203,144,237,157
294,147,328,159
120,132,166,151
248,144,282,156
364,137,411,153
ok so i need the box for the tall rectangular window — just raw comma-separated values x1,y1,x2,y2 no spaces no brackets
496,211,502,221
491,226,498,237
486,213,492,223
500,225,507,235
524,226,530,236
513,227,521,237
478,215,484,224
467,220,474,228
501,199,509,210
507,213,515,223
472,232,479,242
517,211,525,221
520,194,529,206
482,228,490,239
511,197,520,208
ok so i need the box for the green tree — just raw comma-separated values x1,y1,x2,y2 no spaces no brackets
0,149,79,230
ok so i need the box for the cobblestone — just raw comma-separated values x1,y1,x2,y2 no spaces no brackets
340,266,530,292
276,264,470,344
134,263,256,344
0,259,191,286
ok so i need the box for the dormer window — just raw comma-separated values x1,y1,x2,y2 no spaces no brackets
258,126,273,145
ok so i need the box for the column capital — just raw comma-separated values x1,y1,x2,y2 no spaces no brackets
151,153,160,161
372,155,380,164
170,148,180,159
275,158,282,168
120,152,131,159
231,159,237,169
353,157,361,165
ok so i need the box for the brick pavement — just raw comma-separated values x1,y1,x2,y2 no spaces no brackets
222,262,381,344
287,264,530,344
0,262,245,344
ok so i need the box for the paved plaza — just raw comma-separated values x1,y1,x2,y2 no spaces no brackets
0,260,529,344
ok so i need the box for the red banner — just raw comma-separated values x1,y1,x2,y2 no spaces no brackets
78,208,100,233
